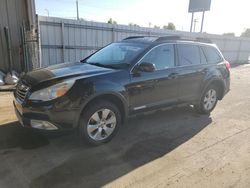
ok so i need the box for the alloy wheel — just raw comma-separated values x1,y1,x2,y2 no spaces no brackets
203,89,217,111
87,108,117,141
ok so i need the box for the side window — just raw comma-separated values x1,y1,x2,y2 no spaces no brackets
140,44,175,70
177,44,200,66
199,47,207,64
201,46,222,64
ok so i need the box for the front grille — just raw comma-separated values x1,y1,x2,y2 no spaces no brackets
15,81,30,102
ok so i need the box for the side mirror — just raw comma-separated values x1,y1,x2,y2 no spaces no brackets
137,62,156,72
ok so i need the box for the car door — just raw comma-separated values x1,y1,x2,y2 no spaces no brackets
127,44,180,112
175,44,208,102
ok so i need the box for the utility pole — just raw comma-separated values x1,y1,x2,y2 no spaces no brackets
76,0,79,20
44,9,49,17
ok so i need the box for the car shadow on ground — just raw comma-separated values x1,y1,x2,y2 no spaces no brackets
0,122,50,150
0,106,212,188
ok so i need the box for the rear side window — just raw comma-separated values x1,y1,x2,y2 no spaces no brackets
201,46,223,64
177,44,200,66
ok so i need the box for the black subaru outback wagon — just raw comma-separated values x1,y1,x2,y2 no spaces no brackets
14,36,230,145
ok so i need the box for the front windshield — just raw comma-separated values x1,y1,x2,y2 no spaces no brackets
85,43,147,67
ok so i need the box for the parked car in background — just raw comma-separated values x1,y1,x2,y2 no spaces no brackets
13,36,230,145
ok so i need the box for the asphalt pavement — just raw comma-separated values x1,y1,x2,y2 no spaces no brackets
0,64,249,188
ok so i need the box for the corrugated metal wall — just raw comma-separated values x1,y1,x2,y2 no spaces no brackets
38,16,250,67
0,0,28,72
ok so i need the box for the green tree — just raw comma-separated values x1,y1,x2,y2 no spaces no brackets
129,23,140,27
241,29,250,37
107,18,117,24
154,25,160,29
163,22,176,30
223,33,235,37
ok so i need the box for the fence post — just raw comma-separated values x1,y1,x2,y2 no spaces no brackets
222,37,226,52
61,22,66,62
111,27,115,42
37,17,42,68
236,39,242,63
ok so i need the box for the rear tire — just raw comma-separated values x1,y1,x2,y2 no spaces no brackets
78,100,121,145
195,85,218,114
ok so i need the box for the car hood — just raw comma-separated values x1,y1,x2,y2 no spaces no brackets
22,62,114,86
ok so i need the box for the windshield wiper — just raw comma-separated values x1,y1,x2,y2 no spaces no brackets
87,62,112,68
87,62,129,69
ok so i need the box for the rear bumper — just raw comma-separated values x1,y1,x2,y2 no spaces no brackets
223,77,230,97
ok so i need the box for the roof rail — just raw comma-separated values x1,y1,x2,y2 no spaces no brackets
123,36,148,40
123,35,213,44
156,35,212,43
123,36,158,41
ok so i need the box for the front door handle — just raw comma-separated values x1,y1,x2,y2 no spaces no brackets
202,68,209,74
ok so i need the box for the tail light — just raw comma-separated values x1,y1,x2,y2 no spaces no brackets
225,61,231,70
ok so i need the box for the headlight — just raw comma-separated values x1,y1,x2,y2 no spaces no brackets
29,80,75,101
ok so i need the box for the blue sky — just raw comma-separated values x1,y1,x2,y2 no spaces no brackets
35,0,250,36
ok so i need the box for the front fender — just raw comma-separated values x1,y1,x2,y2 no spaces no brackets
73,80,128,128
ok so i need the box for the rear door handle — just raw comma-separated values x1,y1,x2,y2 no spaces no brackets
169,72,178,79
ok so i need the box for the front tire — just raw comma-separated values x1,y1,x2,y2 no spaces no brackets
195,85,218,114
78,100,121,145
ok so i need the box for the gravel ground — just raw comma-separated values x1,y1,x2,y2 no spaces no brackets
0,64,249,188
